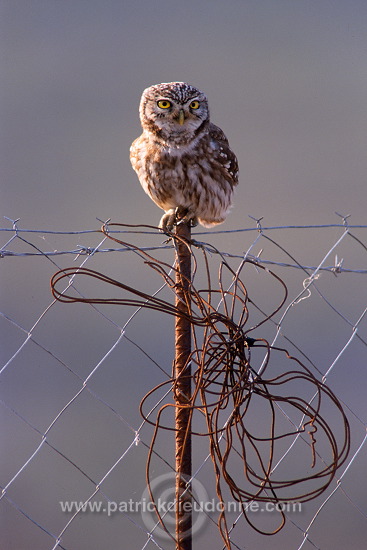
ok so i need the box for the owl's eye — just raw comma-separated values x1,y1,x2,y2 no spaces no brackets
189,100,200,110
157,100,172,109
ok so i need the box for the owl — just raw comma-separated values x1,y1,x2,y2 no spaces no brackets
130,82,239,231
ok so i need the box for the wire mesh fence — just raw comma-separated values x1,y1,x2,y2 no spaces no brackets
1,216,366,550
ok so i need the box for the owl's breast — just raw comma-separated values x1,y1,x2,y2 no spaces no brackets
130,136,187,209
130,133,235,216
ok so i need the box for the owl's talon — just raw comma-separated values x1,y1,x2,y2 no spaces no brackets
176,216,198,228
159,209,176,232
175,207,198,228
159,207,197,232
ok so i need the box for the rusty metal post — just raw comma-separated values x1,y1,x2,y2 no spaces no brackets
174,221,192,550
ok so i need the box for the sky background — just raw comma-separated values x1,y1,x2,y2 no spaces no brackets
1,1,367,549
2,0,367,229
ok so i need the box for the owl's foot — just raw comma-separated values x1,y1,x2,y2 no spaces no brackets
175,206,198,228
159,209,176,232
159,207,198,232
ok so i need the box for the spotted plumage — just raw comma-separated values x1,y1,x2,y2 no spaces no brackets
130,82,239,230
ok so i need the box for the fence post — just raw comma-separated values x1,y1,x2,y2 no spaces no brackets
174,221,192,550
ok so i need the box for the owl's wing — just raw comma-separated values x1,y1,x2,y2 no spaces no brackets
208,123,239,187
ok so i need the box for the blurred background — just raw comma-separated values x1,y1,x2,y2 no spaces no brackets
2,0,367,228
1,1,366,549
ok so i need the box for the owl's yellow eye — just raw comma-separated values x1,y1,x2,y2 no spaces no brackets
189,100,200,110
157,100,172,109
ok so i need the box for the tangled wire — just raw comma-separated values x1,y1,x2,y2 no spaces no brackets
51,223,350,547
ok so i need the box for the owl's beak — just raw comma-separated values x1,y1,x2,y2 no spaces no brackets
178,109,185,125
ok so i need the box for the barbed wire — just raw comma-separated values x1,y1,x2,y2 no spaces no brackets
1,217,366,549
1,219,367,276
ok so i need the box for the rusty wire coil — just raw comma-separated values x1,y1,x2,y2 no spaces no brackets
51,223,350,546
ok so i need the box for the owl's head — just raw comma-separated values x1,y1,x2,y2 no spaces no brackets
138,82,210,146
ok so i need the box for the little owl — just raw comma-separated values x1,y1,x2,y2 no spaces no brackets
130,82,238,231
